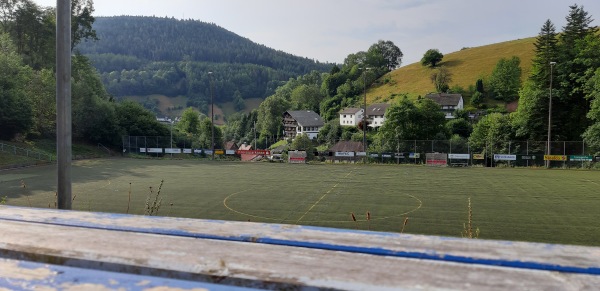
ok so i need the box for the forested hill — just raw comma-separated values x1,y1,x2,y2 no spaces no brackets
76,16,333,112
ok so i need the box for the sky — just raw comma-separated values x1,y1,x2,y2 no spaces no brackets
33,0,600,65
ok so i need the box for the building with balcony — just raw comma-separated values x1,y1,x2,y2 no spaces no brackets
283,110,324,140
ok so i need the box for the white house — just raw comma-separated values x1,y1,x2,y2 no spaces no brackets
366,103,390,128
424,93,464,119
339,108,364,127
282,110,324,140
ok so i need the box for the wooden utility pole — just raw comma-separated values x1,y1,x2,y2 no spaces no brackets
56,0,72,209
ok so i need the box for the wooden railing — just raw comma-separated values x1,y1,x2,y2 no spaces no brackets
1,205,599,289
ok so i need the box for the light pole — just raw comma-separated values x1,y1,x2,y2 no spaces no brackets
170,119,173,157
547,61,556,168
361,67,371,158
208,71,214,160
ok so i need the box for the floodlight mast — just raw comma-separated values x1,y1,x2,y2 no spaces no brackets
209,71,214,160
546,61,556,168
361,67,371,163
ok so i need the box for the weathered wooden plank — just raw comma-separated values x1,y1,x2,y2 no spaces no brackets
1,205,599,275
0,257,254,290
1,206,600,289
1,219,600,290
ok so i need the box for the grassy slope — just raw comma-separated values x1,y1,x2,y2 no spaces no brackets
121,37,537,119
0,140,111,167
368,37,536,105
3,159,599,246
221,98,264,117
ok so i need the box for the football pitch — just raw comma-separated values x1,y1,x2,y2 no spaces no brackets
1,158,599,246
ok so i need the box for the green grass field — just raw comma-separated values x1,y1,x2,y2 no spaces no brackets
1,158,599,246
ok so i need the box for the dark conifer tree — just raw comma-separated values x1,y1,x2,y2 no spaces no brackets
553,4,599,140
530,19,558,88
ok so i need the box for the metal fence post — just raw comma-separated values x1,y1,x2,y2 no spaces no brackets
526,140,529,167
564,141,566,168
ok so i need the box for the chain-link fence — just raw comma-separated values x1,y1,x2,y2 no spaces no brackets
122,136,598,168
364,140,596,168
122,136,197,157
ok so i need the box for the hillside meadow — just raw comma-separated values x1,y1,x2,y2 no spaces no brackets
368,37,536,105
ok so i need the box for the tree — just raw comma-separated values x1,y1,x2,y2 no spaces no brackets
421,49,443,67
488,56,522,101
71,55,121,145
379,97,445,151
233,90,245,111
370,40,403,71
176,107,202,136
583,68,600,153
470,91,484,108
469,113,515,154
530,19,559,87
71,0,98,49
317,118,342,146
0,0,18,32
0,33,33,140
115,100,169,137
416,98,447,139
430,66,452,92
11,1,54,69
256,94,289,141
552,4,599,140
290,133,315,160
27,68,56,138
446,118,472,138
290,84,323,113
513,81,550,141
475,78,484,94
197,117,223,149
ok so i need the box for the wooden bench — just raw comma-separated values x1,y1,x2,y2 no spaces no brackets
1,205,599,290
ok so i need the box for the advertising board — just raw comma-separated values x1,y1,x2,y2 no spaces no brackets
494,154,516,161
165,148,181,154
472,154,485,160
569,155,593,162
449,154,470,159
544,155,567,161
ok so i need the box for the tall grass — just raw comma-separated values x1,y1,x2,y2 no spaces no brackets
144,180,164,216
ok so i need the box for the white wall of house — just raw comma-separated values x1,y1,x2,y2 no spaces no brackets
340,109,364,126
369,115,386,128
297,125,321,139
443,97,464,119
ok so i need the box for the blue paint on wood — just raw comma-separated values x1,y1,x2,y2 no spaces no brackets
1,206,599,277
0,258,257,290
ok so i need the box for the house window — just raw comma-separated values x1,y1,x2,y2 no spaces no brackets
343,115,347,118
